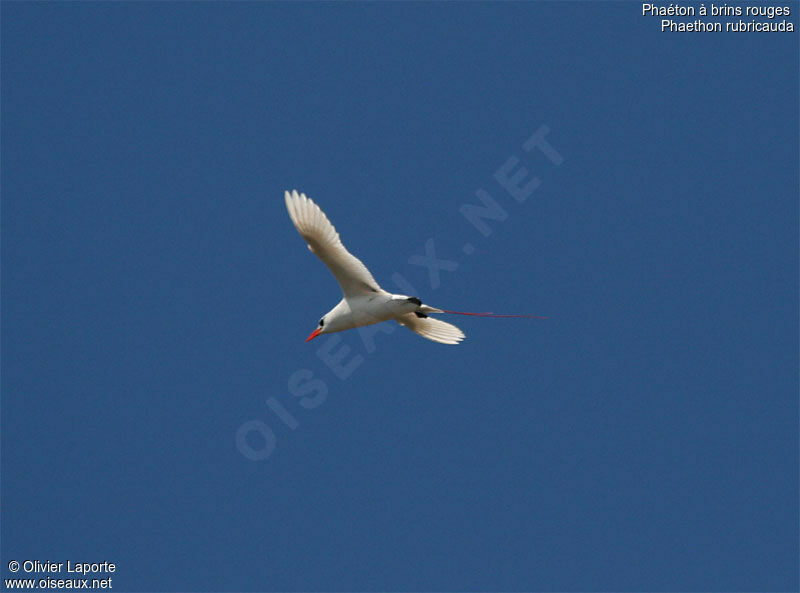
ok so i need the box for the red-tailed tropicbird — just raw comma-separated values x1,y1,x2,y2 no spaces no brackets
285,190,545,345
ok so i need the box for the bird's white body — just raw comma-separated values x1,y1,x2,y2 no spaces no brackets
284,190,465,344
321,294,407,332
319,293,444,333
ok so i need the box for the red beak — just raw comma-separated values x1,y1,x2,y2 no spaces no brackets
306,328,322,342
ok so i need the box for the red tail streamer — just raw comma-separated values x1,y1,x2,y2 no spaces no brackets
439,309,548,319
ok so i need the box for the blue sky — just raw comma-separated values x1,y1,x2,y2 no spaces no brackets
2,3,798,591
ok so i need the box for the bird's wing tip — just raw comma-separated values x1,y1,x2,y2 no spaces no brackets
400,315,466,345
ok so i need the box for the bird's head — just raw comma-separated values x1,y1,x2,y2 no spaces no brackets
306,317,327,342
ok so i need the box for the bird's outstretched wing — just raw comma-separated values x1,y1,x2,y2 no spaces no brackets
397,314,465,345
285,190,382,297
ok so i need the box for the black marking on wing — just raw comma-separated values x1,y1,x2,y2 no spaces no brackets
414,311,428,318
361,282,379,293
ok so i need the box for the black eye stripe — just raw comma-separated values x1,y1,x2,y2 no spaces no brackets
319,318,324,327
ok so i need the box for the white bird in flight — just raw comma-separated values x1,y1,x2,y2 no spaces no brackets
284,190,545,345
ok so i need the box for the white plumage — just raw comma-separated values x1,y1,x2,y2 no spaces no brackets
284,191,381,297
284,190,465,345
